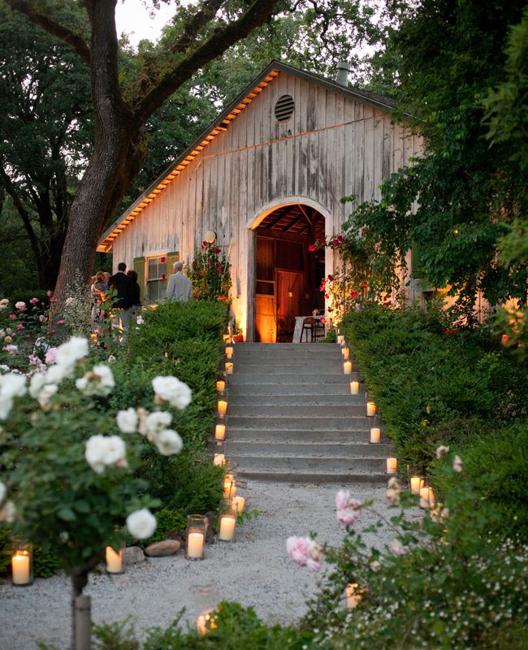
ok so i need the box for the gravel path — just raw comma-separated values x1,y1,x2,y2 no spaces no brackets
0,480,392,649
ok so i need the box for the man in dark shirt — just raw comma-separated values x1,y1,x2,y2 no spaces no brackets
108,262,132,338
108,262,131,308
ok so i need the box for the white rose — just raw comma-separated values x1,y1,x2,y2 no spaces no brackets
0,373,27,399
388,539,407,557
145,411,172,438
152,376,192,410
126,508,157,540
76,365,115,396
0,500,16,523
154,429,183,456
105,435,127,466
45,363,70,384
55,336,89,369
116,408,138,433
0,299,9,310
452,455,463,473
0,396,13,420
37,384,58,410
85,435,126,473
0,481,6,504
29,372,47,398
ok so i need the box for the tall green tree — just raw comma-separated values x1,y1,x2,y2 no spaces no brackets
342,0,527,315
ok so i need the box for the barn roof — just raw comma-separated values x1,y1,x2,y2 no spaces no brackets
97,60,396,252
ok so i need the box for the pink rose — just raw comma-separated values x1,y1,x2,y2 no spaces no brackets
39,314,47,323
336,489,351,510
15,301,27,311
56,319,65,326
16,323,25,330
389,539,407,557
337,509,361,527
336,490,362,527
286,536,322,571
9,314,17,321
30,297,40,305
45,347,58,364
3,345,18,354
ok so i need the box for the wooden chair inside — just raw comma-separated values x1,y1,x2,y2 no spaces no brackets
300,317,316,342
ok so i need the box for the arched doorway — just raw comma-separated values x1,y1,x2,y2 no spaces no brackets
252,204,326,343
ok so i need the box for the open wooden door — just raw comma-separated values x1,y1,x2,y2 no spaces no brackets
276,270,303,341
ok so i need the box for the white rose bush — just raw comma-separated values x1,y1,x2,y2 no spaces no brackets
0,335,192,644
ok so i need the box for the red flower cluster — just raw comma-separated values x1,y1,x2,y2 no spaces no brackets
350,290,360,300
328,234,346,249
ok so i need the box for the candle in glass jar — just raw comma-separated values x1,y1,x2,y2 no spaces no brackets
410,476,423,495
217,400,228,417
341,347,350,360
196,610,216,635
366,401,377,416
12,551,31,585
386,457,398,474
350,380,360,395
215,424,226,441
225,346,234,359
223,477,236,498
419,486,430,508
225,362,233,374
216,379,225,394
187,532,205,559
213,453,226,466
370,427,381,443
231,495,245,513
105,546,124,574
218,513,237,541
337,334,345,345
427,486,435,507
343,361,352,374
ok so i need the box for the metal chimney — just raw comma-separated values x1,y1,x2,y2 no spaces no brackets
335,61,351,87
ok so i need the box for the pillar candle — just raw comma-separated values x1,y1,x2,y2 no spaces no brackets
345,583,362,609
386,457,398,474
215,424,226,441
196,610,216,635
370,427,381,443
366,401,377,417
337,334,345,345
231,495,245,513
350,380,360,395
419,486,430,508
105,546,124,574
187,532,205,560
223,478,237,498
216,380,225,394
225,346,234,359
217,400,228,417
343,361,352,374
341,347,350,360
225,362,233,374
410,476,423,495
12,552,31,585
218,514,237,541
213,453,226,466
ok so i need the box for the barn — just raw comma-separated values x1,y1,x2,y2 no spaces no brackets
97,60,423,342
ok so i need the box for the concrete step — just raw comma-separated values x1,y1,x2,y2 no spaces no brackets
235,343,339,352
227,384,357,396
227,395,364,406
227,405,370,418
225,440,390,457
227,416,370,430
224,428,378,443
235,470,387,484
230,365,352,375
229,454,387,473
228,374,350,385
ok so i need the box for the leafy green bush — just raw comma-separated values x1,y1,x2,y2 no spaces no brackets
341,304,528,469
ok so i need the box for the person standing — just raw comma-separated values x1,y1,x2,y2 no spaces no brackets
125,269,142,327
166,261,193,302
108,262,132,336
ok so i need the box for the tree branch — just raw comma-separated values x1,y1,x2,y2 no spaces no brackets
168,0,225,54
0,167,42,259
133,0,280,123
5,0,91,64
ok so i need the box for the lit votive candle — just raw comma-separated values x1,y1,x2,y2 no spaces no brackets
225,346,234,359
231,495,245,513
225,362,234,374
187,532,205,560
218,513,237,542
105,546,124,574
343,361,352,375
427,486,436,507
345,583,362,609
410,476,423,495
386,457,398,474
213,453,226,466
419,486,430,508
337,334,345,345
341,347,350,360
370,427,381,443
196,609,216,635
11,548,32,586
215,424,226,441
223,477,237,498
216,379,225,394
350,380,360,395
366,401,377,417
217,399,228,417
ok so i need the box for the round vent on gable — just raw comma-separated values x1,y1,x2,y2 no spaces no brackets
274,94,295,121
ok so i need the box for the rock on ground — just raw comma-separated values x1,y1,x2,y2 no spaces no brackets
0,480,391,649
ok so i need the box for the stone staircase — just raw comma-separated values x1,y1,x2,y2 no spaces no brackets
222,343,389,483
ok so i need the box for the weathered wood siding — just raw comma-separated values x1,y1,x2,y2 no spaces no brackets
111,70,422,335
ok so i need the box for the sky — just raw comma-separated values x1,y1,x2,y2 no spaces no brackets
115,1,177,46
